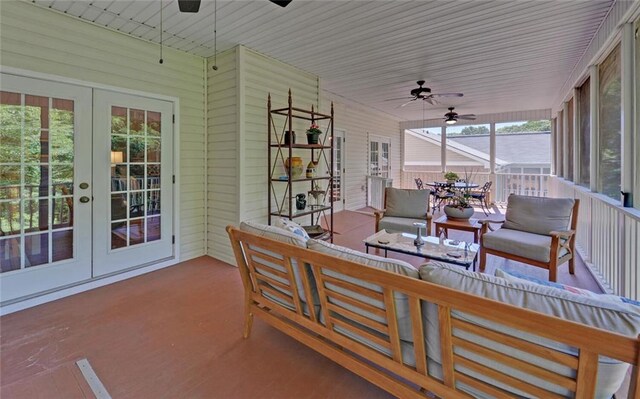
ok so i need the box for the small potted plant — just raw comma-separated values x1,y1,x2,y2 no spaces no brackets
443,169,475,220
306,123,323,145
443,171,459,183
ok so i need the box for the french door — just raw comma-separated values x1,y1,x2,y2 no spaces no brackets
0,75,174,303
0,75,92,301
92,90,173,276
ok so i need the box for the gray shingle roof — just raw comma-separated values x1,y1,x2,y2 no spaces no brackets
449,132,550,164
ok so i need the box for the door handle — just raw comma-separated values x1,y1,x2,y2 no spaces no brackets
79,196,91,203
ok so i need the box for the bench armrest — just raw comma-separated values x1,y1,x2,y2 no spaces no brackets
374,210,385,232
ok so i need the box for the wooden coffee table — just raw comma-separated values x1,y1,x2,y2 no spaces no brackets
364,230,479,270
434,215,482,244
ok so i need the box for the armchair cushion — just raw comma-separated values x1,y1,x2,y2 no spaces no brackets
482,228,569,263
378,216,427,235
384,188,430,219
502,195,575,236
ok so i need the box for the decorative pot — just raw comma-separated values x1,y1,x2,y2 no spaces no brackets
284,131,295,145
444,205,474,220
284,157,304,179
306,131,321,145
295,193,306,210
306,160,318,178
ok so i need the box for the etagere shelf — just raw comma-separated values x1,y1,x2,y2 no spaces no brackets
267,90,334,241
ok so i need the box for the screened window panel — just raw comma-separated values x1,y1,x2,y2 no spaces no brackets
577,78,590,187
557,110,563,177
597,44,621,200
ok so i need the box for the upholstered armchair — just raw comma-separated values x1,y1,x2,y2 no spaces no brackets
374,187,432,236
479,194,579,282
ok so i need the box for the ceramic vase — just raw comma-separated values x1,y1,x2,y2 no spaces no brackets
284,157,304,179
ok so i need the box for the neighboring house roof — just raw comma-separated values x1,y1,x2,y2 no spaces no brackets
407,130,550,166
451,132,551,164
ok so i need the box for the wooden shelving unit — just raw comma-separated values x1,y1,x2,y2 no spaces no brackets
267,90,334,241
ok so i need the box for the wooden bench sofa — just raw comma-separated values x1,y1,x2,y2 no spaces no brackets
227,223,640,398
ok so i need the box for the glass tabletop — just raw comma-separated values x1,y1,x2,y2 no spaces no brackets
364,230,479,265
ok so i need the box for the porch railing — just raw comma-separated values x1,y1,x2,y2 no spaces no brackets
400,170,549,204
550,177,640,300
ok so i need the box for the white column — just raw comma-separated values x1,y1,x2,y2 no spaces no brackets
441,126,446,172
550,117,556,175
562,101,570,181
621,23,634,206
489,122,496,205
589,65,599,193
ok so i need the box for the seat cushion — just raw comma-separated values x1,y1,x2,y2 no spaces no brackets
503,195,575,235
482,228,568,263
384,188,430,218
419,262,640,398
378,216,427,235
240,221,318,307
307,239,418,359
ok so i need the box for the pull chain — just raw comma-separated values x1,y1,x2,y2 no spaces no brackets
159,0,164,64
212,0,218,70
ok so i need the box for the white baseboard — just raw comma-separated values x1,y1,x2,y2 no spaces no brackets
0,258,179,316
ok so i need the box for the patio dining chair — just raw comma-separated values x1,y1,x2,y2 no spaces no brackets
470,181,492,215
414,177,424,190
430,182,454,213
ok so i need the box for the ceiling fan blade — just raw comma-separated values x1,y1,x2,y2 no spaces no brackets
457,115,476,120
430,93,463,98
383,96,414,102
397,99,417,108
178,0,201,12
423,97,435,105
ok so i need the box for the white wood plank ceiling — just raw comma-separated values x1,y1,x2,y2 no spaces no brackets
30,0,615,121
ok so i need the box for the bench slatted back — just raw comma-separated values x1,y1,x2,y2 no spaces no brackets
228,226,639,398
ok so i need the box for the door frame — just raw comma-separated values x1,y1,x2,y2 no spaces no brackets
333,129,346,212
0,66,182,313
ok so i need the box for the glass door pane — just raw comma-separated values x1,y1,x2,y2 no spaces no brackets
1,92,75,272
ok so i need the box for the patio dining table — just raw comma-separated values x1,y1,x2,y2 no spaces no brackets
426,181,480,189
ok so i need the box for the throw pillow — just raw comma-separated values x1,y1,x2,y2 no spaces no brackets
275,218,310,240
495,269,640,311
494,269,599,297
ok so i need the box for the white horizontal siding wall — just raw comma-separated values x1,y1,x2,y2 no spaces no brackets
0,1,206,260
321,91,402,211
241,47,319,223
207,49,237,265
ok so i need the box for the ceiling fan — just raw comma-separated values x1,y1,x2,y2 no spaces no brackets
443,107,476,125
385,80,463,108
178,0,292,12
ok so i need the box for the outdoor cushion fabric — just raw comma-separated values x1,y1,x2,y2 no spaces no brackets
384,188,430,219
497,268,640,311
239,221,319,307
502,194,575,236
378,216,427,235
307,239,418,347
481,228,569,263
419,262,640,398
275,217,310,240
